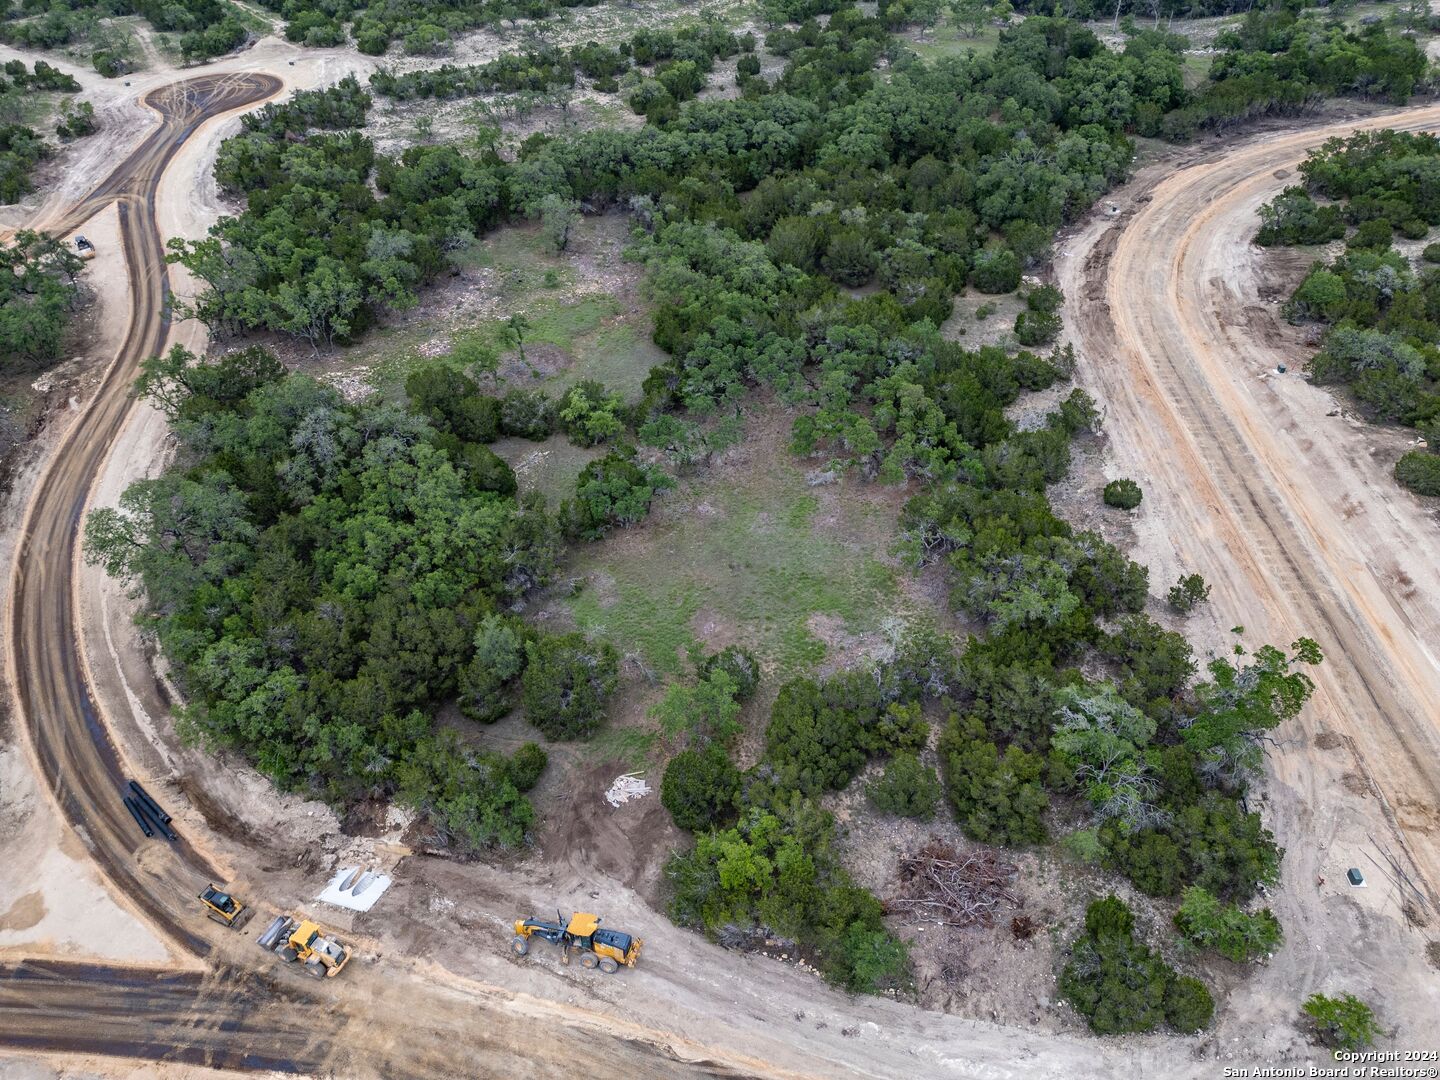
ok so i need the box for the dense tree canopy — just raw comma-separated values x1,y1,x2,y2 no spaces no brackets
1258,131,1440,495
0,229,84,370
86,347,578,849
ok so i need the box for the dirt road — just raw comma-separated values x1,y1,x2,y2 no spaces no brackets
4,73,285,960
1060,108,1440,912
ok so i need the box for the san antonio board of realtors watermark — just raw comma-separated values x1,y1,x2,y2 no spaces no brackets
1224,1051,1440,1078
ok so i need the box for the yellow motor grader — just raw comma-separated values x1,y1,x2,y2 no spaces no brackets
512,911,641,973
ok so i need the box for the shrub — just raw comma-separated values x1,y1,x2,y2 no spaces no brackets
1103,478,1143,509
866,753,941,819
521,633,620,739
499,389,556,440
1014,308,1061,346
1085,893,1135,939
697,645,760,702
405,363,500,442
665,799,910,994
1174,886,1283,963
938,715,1049,846
651,669,743,744
1061,896,1214,1036
1302,993,1381,1051
558,380,625,446
1167,572,1211,615
1026,284,1063,314
1346,218,1393,251
457,615,528,723
661,745,741,831
1424,242,1440,264
1399,218,1429,241
56,99,97,139
970,246,1021,293
507,742,548,792
762,677,872,796
1165,976,1216,1032
1395,450,1440,495
562,446,671,540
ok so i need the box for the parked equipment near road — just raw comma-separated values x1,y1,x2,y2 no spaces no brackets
512,912,642,973
257,915,351,977
199,884,252,929
74,235,95,259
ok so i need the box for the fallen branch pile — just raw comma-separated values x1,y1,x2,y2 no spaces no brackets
889,838,1019,928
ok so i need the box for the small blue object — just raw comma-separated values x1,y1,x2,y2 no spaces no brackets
1277,364,1287,374
1347,868,1364,887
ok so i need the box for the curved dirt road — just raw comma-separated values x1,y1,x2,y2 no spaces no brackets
6,72,283,960
1061,107,1440,912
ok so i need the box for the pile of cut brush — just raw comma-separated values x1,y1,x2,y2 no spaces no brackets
888,838,1019,928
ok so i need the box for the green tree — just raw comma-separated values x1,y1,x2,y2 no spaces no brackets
521,633,620,739
939,715,1049,846
457,615,528,723
1103,478,1143,509
651,669,744,744
1396,450,1440,495
1174,886,1283,963
661,744,742,831
1167,572,1211,615
539,192,580,253
866,753,941,819
1302,993,1381,1051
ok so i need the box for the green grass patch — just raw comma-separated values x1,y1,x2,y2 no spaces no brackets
564,454,912,679
1181,51,1213,90
904,20,1000,61
586,725,659,768
491,433,606,509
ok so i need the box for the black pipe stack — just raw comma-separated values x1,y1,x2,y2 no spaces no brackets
123,796,154,838
123,779,177,841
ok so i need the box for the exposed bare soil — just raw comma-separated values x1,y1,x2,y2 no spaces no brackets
1057,105,1440,1055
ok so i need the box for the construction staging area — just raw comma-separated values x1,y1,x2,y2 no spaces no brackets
1,14,1439,1080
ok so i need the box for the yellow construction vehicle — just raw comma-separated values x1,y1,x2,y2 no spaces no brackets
257,914,351,978
198,884,252,929
512,911,642,973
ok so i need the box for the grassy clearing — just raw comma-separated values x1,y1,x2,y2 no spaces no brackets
1181,50,1213,90
902,19,1001,61
492,432,606,508
357,216,666,402
585,725,660,768
563,422,931,681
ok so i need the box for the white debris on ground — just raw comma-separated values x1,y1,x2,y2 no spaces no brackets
317,866,393,912
604,773,650,807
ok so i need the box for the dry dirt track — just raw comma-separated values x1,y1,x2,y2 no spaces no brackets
1061,106,1440,913
6,74,284,959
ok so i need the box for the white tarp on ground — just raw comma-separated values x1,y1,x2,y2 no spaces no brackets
604,773,650,807
317,866,392,912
